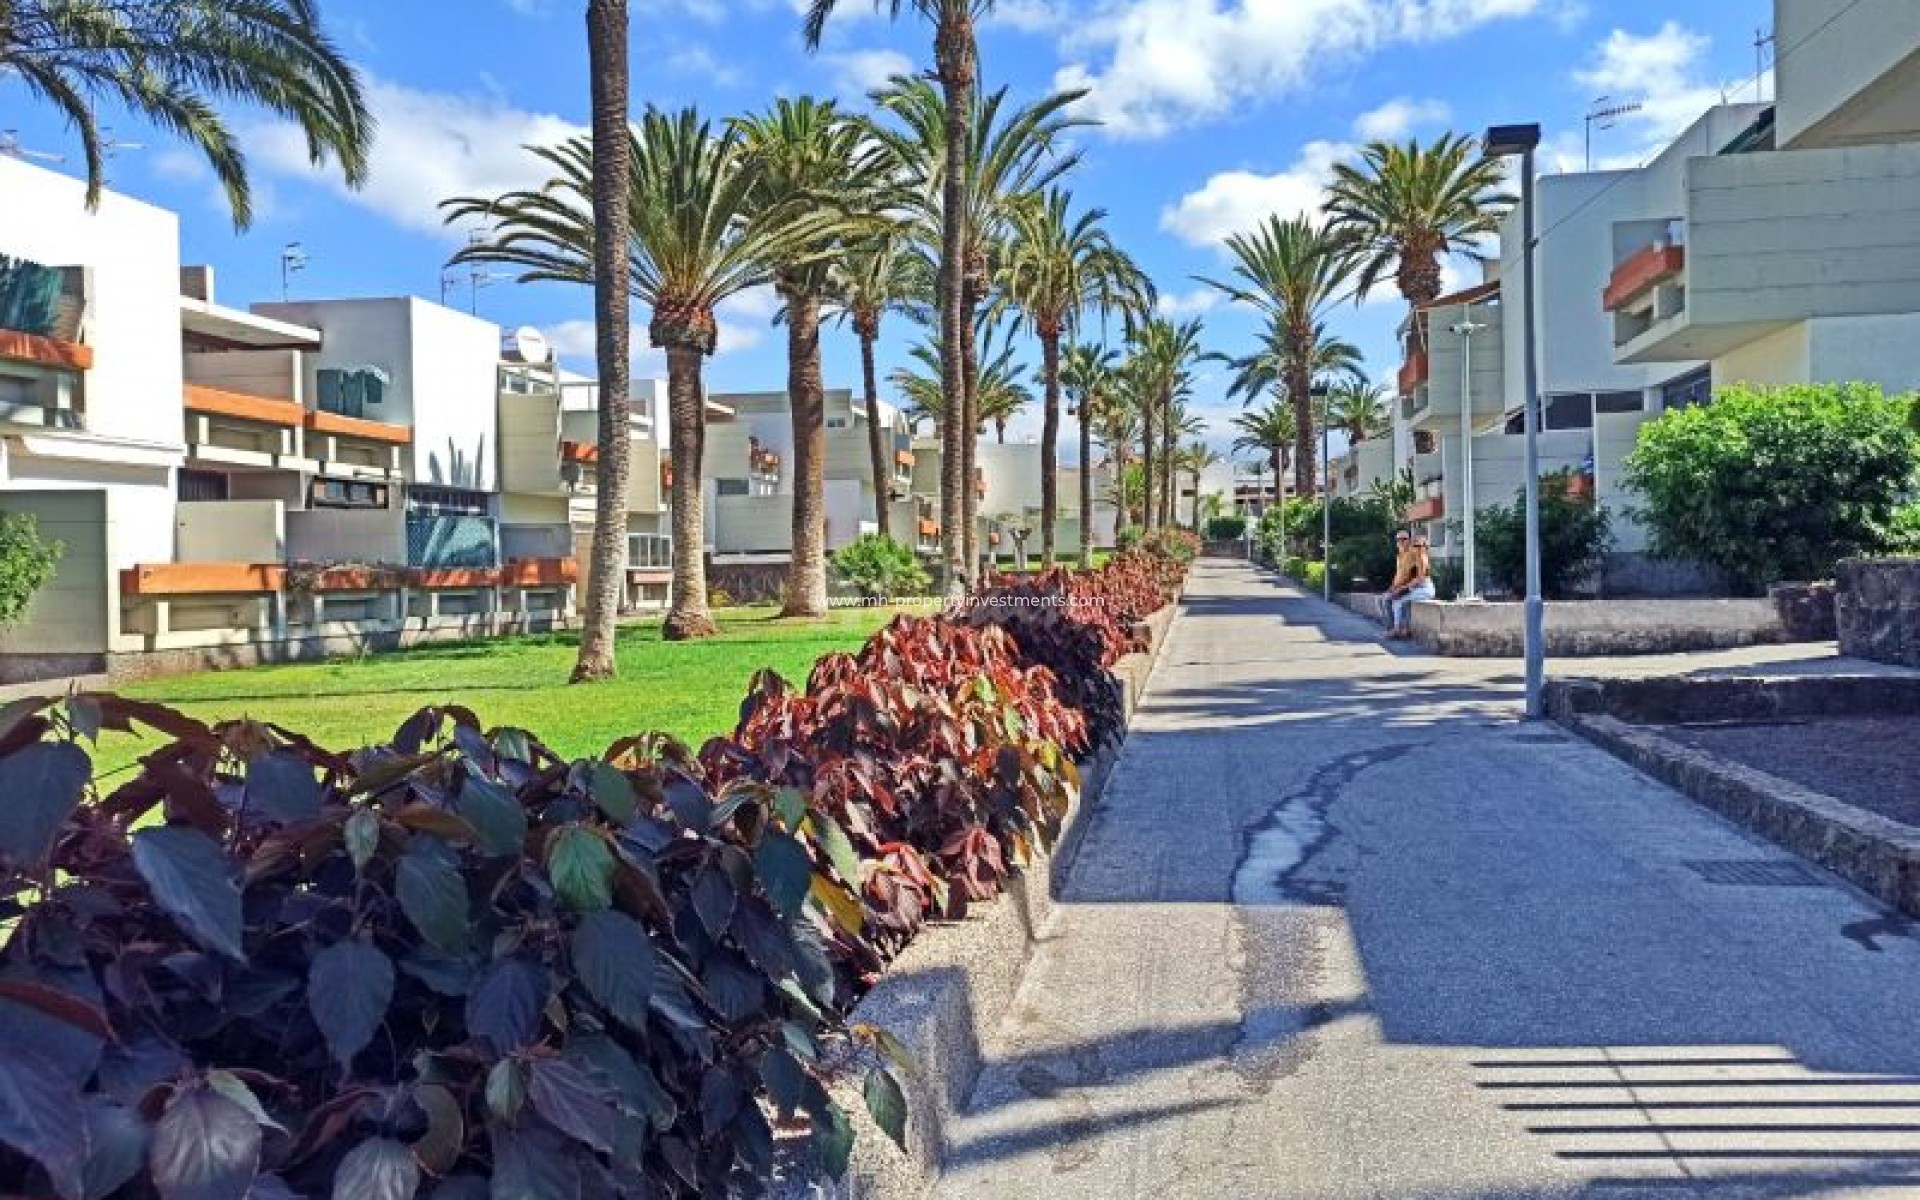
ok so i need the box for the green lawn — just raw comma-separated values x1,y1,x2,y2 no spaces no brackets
90,607,895,780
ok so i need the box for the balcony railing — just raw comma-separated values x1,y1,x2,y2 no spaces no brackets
1397,351,1429,396
1405,495,1444,523
1603,243,1686,312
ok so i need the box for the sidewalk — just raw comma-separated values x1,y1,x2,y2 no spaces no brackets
932,558,1920,1200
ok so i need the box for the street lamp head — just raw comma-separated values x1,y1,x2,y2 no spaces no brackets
1449,319,1489,336
1482,123,1542,158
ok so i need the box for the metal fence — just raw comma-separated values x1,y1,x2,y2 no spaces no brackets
406,513,498,569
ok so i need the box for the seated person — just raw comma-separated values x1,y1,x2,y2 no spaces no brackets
1384,531,1434,640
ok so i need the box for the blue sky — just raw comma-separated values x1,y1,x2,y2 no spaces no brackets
3,0,1774,460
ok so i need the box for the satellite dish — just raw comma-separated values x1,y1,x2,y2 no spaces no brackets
505,326,551,365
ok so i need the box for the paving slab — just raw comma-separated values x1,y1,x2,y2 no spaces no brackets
932,560,1920,1200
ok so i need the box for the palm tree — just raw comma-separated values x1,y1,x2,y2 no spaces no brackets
1324,134,1513,311
447,109,838,641
1231,401,1295,512
1200,215,1355,497
871,78,1086,577
891,337,1029,441
734,97,894,619
831,227,929,541
1326,380,1390,445
806,2,996,588
1092,377,1141,542
1125,319,1205,531
1,0,372,225
995,190,1152,566
1164,403,1206,528
568,0,633,683
1060,343,1119,568
1181,442,1222,532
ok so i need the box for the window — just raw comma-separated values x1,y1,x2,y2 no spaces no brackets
1544,393,1595,431
409,485,490,515
178,470,230,502
315,366,391,418
1661,367,1712,411
1595,391,1644,415
311,478,389,509
826,416,850,430
716,478,750,497
628,533,671,568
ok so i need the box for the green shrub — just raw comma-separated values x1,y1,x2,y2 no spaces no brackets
1115,525,1144,552
831,533,930,598
1474,470,1614,598
1281,556,1327,592
1204,514,1247,541
1429,557,1464,602
1891,502,1920,554
0,511,61,624
1625,382,1920,591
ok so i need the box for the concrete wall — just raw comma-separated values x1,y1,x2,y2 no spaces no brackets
713,494,792,555
1420,299,1506,427
286,507,406,564
176,500,284,563
0,489,109,663
257,297,501,493
1686,142,1920,334
1777,0,1920,150
183,348,304,402
1411,597,1783,657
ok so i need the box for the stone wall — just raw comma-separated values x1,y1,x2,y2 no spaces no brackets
1410,597,1785,657
1836,557,1920,668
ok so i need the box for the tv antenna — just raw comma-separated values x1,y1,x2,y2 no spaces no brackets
462,229,504,316
0,129,64,164
280,242,309,301
1585,96,1643,170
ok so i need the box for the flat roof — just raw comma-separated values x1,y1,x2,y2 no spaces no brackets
179,296,322,348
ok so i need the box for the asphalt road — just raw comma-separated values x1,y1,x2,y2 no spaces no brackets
932,558,1920,1200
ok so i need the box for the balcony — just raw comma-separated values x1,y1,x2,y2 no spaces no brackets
748,437,781,480
1405,495,1444,523
1408,302,1506,433
894,447,916,474
1397,351,1429,396
1616,140,1920,365
0,256,91,431
1603,243,1686,313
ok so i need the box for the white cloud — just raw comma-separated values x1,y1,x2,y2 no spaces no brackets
250,76,584,238
543,286,776,375
665,42,745,87
1155,287,1222,318
1056,0,1543,138
1353,96,1452,141
823,48,915,99
1160,138,1348,247
990,0,1067,33
1554,20,1730,170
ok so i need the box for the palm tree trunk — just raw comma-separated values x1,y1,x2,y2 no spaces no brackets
1038,327,1061,568
1078,398,1093,569
859,322,891,541
572,0,631,683
662,343,717,640
1159,412,1176,529
959,294,981,573
1289,328,1316,499
1140,403,1156,533
781,290,828,618
934,14,974,593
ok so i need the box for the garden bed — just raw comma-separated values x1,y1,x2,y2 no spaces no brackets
1549,673,1920,917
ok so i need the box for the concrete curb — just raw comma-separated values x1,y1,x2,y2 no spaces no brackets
781,597,1182,1200
1548,678,1920,918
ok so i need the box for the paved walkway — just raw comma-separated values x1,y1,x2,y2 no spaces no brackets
933,559,1920,1200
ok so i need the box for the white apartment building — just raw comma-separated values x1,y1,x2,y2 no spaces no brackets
701,388,919,560
0,158,580,683
1608,0,1920,396
498,359,676,609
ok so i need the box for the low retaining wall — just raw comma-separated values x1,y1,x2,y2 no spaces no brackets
1548,675,1920,918
1411,597,1785,657
791,599,1180,1200
1837,557,1920,668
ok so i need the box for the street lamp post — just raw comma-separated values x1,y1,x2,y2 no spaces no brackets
1449,317,1487,600
1317,384,1333,603
1483,122,1546,719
